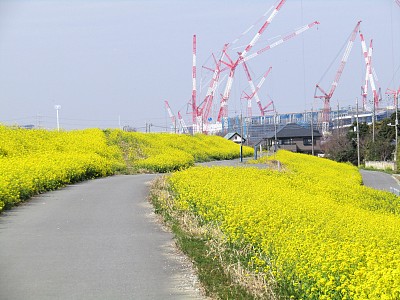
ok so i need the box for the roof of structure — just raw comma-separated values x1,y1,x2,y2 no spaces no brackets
264,123,322,139
224,132,240,139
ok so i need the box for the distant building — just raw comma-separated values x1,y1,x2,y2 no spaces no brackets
224,132,246,144
21,124,35,129
223,106,395,146
263,123,322,155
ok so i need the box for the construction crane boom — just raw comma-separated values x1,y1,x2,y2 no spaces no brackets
196,44,229,132
217,20,319,122
243,21,320,63
241,62,272,117
217,0,287,123
192,35,197,124
314,20,361,133
360,31,381,110
164,100,177,133
386,87,400,108
360,32,370,108
178,111,189,134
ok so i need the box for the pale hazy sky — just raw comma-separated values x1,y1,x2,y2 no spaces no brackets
0,0,399,130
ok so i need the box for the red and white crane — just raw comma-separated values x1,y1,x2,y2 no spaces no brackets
241,21,320,63
194,43,229,133
241,63,272,118
217,0,287,124
386,68,400,107
165,100,177,133
360,31,381,110
386,86,400,107
314,20,361,134
165,100,189,134
191,35,197,124
177,111,189,134
190,1,318,133
217,18,320,123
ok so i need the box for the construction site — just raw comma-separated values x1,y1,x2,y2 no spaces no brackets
162,0,400,147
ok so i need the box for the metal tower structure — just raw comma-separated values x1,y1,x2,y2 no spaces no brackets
217,19,320,123
164,100,177,133
241,63,272,118
314,21,361,134
195,43,229,133
217,0,287,124
178,111,189,134
191,35,197,124
360,31,381,110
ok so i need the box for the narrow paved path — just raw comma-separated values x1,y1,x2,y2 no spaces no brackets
0,175,203,300
360,169,400,193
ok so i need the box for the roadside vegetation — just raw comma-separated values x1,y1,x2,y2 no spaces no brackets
152,150,400,299
0,126,125,212
0,125,252,212
323,111,399,167
106,129,253,173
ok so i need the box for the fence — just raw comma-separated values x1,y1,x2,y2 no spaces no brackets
365,161,396,171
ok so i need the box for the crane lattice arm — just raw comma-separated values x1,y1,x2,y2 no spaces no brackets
164,100,177,132
196,44,229,132
328,21,361,99
360,31,381,110
192,35,197,124
242,21,320,63
178,111,189,134
217,20,319,121
217,0,287,122
314,20,361,131
241,62,272,117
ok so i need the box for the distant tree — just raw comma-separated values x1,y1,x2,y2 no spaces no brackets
322,131,357,164
365,137,394,161
323,111,399,165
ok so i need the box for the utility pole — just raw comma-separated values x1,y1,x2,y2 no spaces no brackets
372,100,375,143
337,102,340,138
240,113,243,162
387,93,399,171
54,105,61,132
311,107,314,156
395,95,398,170
274,111,278,152
356,98,360,167
386,87,400,170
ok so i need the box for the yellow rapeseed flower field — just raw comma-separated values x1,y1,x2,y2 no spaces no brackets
107,130,253,172
1,126,253,211
168,150,400,299
0,126,125,211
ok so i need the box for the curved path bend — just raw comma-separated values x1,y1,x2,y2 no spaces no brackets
1,161,398,300
0,175,204,300
359,169,400,193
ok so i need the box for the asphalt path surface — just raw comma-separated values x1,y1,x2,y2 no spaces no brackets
0,175,203,300
360,169,400,193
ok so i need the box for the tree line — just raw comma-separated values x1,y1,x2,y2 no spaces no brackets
322,111,399,166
